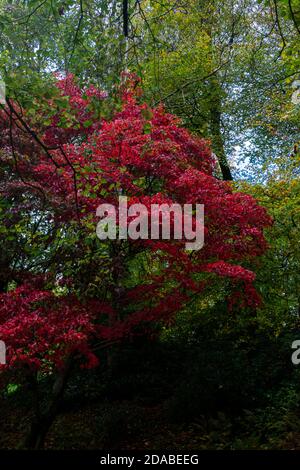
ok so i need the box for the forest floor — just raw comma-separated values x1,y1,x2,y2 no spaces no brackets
1,394,299,450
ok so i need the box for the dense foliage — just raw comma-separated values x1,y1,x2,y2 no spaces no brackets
0,0,299,452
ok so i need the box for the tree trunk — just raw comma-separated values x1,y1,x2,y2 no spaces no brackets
24,355,73,449
209,76,233,181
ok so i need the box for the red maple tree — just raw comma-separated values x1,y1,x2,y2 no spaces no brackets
0,73,271,447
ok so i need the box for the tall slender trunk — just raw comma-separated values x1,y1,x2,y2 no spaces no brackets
205,5,233,182
209,76,233,181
